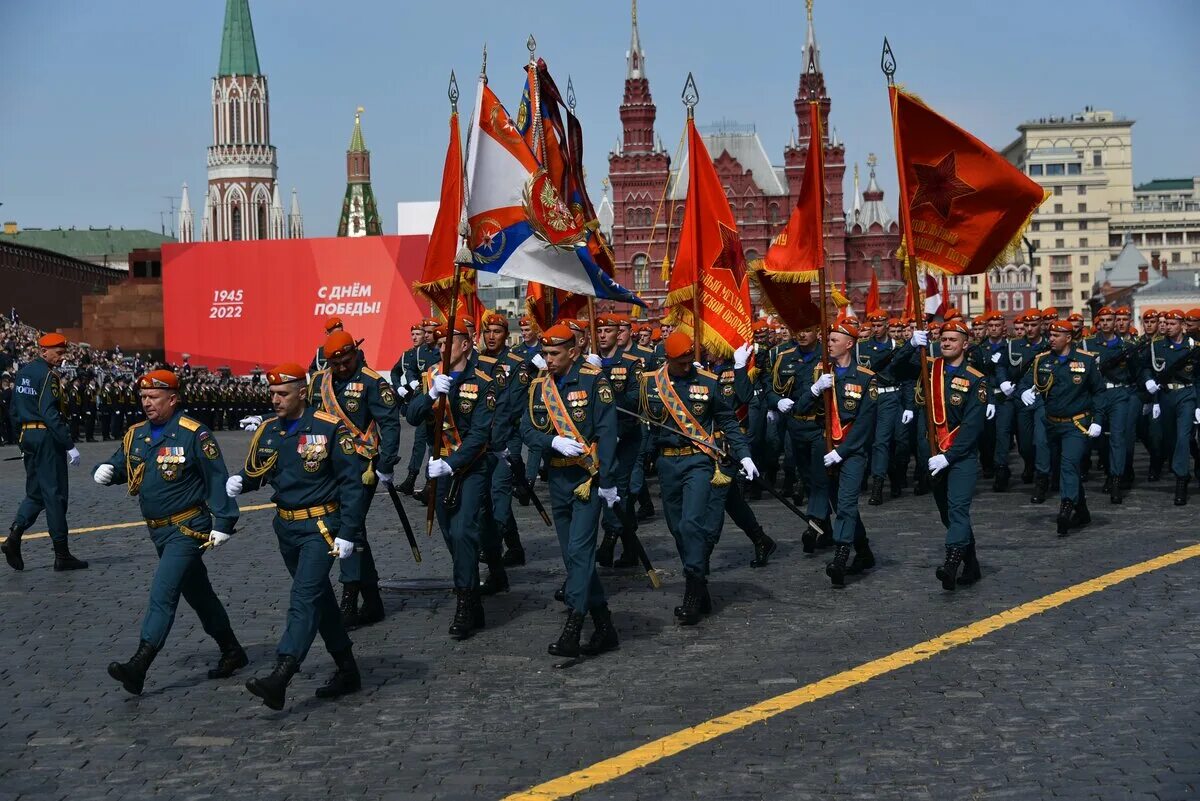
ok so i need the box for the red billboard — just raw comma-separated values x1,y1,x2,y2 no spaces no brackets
162,235,428,374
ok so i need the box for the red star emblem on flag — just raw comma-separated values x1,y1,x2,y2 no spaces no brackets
910,152,975,219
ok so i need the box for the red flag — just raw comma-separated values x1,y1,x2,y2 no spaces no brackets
666,118,753,355
983,275,994,313
865,270,881,316
890,85,1047,276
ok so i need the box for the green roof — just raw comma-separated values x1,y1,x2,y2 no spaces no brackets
0,227,175,266
1135,178,1194,192
218,0,261,76
349,108,367,152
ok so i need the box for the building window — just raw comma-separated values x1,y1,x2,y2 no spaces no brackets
1132,233,1143,245
1054,203,1063,213
230,204,243,241
1079,221,1088,231
1032,239,1041,249
1081,255,1089,265
1078,185,1087,196
1053,186,1063,196
1029,164,1043,176
1050,254,1070,266
1078,203,1087,214
1055,222,1064,232
256,204,267,240
998,294,1008,311
1067,163,1082,175
1080,238,1088,248
1093,150,1102,167
1046,164,1065,176
1013,293,1024,311
1080,291,1089,301
1031,222,1040,232
1166,232,1183,245
632,253,649,292
1081,273,1089,283
1187,232,1200,244
1172,252,1181,263
1055,238,1065,248
1146,232,1163,245
1032,257,1041,267
1109,234,1122,247
768,202,780,224
970,291,979,300
970,276,978,285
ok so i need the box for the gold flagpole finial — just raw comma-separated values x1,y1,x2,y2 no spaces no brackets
806,0,814,22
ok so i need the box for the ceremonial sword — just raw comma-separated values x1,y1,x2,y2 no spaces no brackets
384,482,422,563
502,453,552,527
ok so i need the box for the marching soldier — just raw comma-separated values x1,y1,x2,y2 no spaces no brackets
310,316,344,373
522,322,622,655
82,376,97,442
1019,320,1104,534
94,370,245,695
1140,309,1199,505
395,320,440,496
1085,306,1140,503
804,319,878,587
405,318,499,640
640,331,756,624
99,378,114,440
2,333,87,571
226,363,366,710
310,330,401,628
1137,309,1164,481
858,311,903,506
969,311,1006,488
1007,310,1051,494
67,376,83,444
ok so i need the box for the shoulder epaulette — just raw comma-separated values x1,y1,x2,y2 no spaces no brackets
477,354,498,364
621,352,641,363
580,364,602,375
362,367,383,380
314,410,340,425
178,415,201,431
778,345,797,357
474,368,493,382
696,367,718,380
966,366,984,378
506,351,525,364
858,366,876,376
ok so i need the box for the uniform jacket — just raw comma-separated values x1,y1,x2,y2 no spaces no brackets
794,360,878,457
308,356,401,472
639,364,750,461
9,357,73,449
1021,346,1103,419
406,353,498,474
521,360,618,489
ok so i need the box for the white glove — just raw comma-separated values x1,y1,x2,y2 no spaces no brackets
239,415,263,430
823,449,843,467
397,384,410,399
733,343,752,369
66,447,80,466
408,379,419,390
1145,379,1160,395
1087,423,1102,438
811,373,834,396
427,458,453,478
986,403,996,420
740,457,760,480
927,454,949,476
333,538,355,559
1021,388,1037,407
901,409,914,425
777,398,795,414
1195,409,1200,425
245,423,259,433
1000,381,1015,397
225,475,243,497
532,354,547,370
207,531,231,548
991,352,1002,364
598,486,621,508
1152,403,1161,420
93,464,115,485
766,410,778,424
428,373,452,399
911,330,929,347
375,470,393,485
585,353,602,368
551,436,586,457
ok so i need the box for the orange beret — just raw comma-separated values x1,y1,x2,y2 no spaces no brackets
539,323,576,347
1185,309,1200,322
323,330,357,358
421,318,440,328
38,333,67,348
434,318,472,339
866,312,888,323
942,307,963,321
1161,309,1185,321
267,363,307,385
888,317,902,326
1048,320,1073,334
1025,308,1041,319
1129,325,1139,335
138,370,179,390
971,315,986,325
1141,308,1158,320
518,315,533,325
483,311,509,329
651,327,664,342
987,311,1005,322
830,321,859,339
324,316,344,333
560,318,587,334
1067,312,1084,322
1041,307,1058,320
753,320,771,332
410,322,424,332
1115,306,1131,316
595,313,622,328
1096,307,1115,317
663,331,693,359
942,319,970,335
617,315,633,327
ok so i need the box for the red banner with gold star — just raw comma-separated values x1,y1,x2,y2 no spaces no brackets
891,86,1048,276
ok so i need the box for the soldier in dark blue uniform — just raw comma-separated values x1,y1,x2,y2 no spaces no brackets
227,363,366,710
1084,306,1140,503
3,333,87,572
406,318,499,639
512,316,547,499
1140,309,1199,505
1007,310,1051,498
395,319,441,496
309,316,343,374
969,312,1007,489
1019,320,1104,534
95,370,244,695
859,311,904,506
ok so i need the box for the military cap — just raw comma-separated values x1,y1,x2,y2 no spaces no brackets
830,320,860,339
434,318,472,339
595,313,623,328
1161,309,1185,321
1115,306,1132,316
866,311,888,323
1067,312,1085,323
139,370,179,390
539,323,576,347
482,311,509,329
267,363,307,385
323,316,344,333
323,330,357,358
1185,309,1200,322
38,333,68,348
942,319,971,336
1048,320,1073,334
663,330,693,358
1096,306,1115,318
1141,308,1159,320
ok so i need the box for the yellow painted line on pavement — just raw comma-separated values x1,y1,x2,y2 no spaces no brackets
21,504,277,541
505,541,1200,801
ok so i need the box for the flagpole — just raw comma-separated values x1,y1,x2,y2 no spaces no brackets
882,38,939,457
682,73,702,362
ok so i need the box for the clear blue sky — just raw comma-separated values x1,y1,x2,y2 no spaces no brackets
3,0,1198,238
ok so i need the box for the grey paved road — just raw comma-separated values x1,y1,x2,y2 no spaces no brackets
0,429,1196,801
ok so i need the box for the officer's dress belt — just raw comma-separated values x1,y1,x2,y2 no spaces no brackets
1164,383,1191,391
146,505,210,544
874,386,899,394
660,445,704,458
1105,382,1131,389
21,422,46,430
276,503,340,551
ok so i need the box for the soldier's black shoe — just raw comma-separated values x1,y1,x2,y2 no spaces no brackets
1073,496,1091,528
800,520,817,554
814,518,834,549
993,465,1010,493
846,540,875,575
677,576,705,625
889,473,903,498
397,469,418,496
1174,477,1189,506
1021,465,1035,484
580,605,619,656
1056,500,1075,537
1031,474,1049,504
936,546,964,591
548,610,586,657
1148,465,1162,482
826,545,852,587
2,525,24,571
501,546,526,567
207,631,248,679
479,562,509,595
52,541,88,571
315,647,361,699
353,584,385,628
596,530,618,568
513,481,530,506
1102,475,1113,493
913,474,930,496
749,530,777,568
1109,478,1123,504
448,589,478,640
613,547,640,569
636,497,655,520
338,583,361,628
553,583,565,604
107,641,158,696
958,543,982,586
245,655,300,711
868,476,884,506
981,464,995,480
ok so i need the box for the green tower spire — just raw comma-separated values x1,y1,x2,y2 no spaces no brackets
218,0,261,76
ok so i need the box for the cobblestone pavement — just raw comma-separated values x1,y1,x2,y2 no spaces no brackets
0,430,1197,801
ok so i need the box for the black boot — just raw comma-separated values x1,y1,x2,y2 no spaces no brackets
107,641,158,695
1101,475,1113,494
914,473,930,496
448,589,478,640
355,584,385,627
826,544,852,588
315,647,361,699
479,559,509,595
1056,499,1075,537
245,655,301,711
676,576,704,625
207,631,248,679
553,583,565,604
1119,472,1133,492
1073,495,1091,528
397,469,418,496
1109,476,1123,504
814,518,834,548
992,465,1010,492
596,530,618,568
1031,473,1049,504
936,545,964,591
800,518,817,554
339,583,361,628
868,476,885,506
846,539,875,575
889,471,904,498
958,543,982,585
580,604,619,656
501,523,526,566
1174,477,1189,506
52,540,88,571
1021,465,1035,484
613,530,641,569
748,529,776,568
2,524,24,571
636,493,655,520
548,610,586,657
